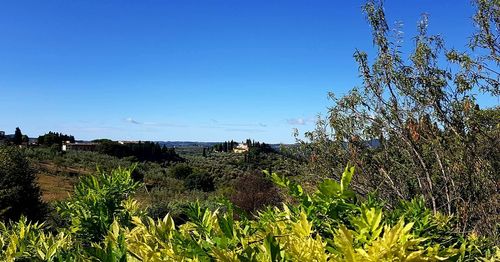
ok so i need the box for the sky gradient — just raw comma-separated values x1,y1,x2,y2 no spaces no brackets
0,0,493,143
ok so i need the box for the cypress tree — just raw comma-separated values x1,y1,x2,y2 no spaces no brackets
13,127,23,145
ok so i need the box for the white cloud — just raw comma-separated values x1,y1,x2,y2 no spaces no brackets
125,117,141,125
286,118,305,125
286,117,314,126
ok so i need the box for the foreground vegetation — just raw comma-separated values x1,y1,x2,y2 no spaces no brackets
1,166,498,261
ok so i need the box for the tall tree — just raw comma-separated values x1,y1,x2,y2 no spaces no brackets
297,0,499,237
13,127,22,145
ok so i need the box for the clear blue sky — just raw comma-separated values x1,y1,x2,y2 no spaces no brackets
0,1,493,143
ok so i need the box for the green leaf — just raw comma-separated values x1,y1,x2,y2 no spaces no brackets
341,165,355,193
290,184,303,197
263,233,282,262
318,179,341,197
218,214,234,239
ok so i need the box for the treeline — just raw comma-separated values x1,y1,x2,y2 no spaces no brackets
38,131,75,146
241,139,276,167
0,128,76,147
210,139,275,154
0,127,29,145
245,139,275,154
93,139,183,163
209,138,278,167
210,140,238,152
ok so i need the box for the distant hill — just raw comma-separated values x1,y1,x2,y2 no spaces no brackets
157,141,286,149
157,141,220,148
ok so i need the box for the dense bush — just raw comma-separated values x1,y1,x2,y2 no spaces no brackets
168,163,193,179
0,146,46,222
185,170,215,192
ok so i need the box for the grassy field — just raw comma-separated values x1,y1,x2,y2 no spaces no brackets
34,161,86,202
37,174,77,202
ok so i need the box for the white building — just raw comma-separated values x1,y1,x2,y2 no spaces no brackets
233,143,249,153
62,142,97,152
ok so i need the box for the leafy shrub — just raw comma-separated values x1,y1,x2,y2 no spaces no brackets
0,146,46,222
270,165,360,238
56,166,142,244
387,196,500,261
146,186,210,224
0,217,73,261
387,197,458,245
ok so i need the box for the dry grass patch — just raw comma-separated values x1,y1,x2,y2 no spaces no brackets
37,174,78,202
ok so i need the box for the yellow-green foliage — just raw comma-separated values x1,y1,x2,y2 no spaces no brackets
0,166,496,261
0,217,71,261
332,218,456,261
114,206,330,261
122,206,459,261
